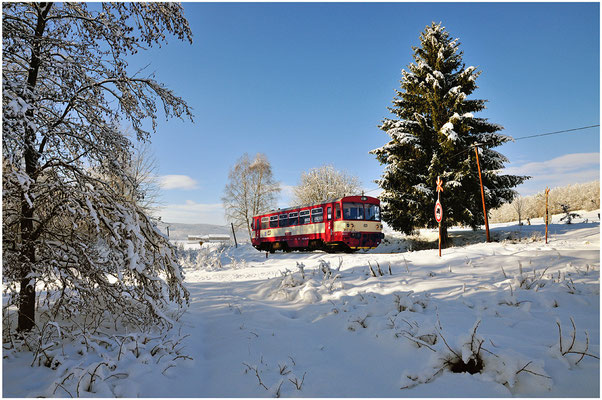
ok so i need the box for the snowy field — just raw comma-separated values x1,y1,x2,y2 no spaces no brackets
3,210,599,397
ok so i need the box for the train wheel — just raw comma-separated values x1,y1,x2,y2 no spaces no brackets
343,244,356,254
324,244,339,253
308,240,324,251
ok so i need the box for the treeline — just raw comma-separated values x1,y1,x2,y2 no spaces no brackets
489,180,600,223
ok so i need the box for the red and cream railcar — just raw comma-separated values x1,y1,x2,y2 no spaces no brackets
251,195,384,253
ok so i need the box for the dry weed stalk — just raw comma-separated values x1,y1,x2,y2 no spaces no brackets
289,371,306,390
556,318,599,364
402,255,410,273
278,363,291,376
242,362,269,390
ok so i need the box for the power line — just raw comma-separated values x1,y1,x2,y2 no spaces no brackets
363,123,600,194
513,124,599,141
446,124,600,160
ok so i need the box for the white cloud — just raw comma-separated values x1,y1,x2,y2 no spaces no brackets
159,175,198,190
158,201,225,225
505,153,600,196
504,152,599,177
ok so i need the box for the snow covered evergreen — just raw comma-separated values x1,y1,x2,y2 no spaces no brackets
371,22,527,240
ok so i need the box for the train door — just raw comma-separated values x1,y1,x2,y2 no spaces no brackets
326,205,333,240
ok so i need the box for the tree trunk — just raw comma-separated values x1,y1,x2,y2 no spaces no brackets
17,3,52,332
17,224,36,332
246,217,252,242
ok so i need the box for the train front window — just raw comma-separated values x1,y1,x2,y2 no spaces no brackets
365,204,381,221
343,202,364,220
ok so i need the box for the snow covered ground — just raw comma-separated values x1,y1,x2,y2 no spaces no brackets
3,210,599,397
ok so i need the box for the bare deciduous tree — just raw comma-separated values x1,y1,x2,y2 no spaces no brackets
123,140,163,216
512,195,527,225
292,165,361,206
489,181,599,223
222,153,280,240
2,2,193,333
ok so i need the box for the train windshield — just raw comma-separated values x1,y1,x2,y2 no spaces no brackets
365,204,381,221
343,202,364,220
343,202,380,221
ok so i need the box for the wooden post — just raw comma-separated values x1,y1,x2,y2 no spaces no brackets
231,222,238,248
545,192,548,243
474,145,490,242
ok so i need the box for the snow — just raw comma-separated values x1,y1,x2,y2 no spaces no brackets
3,210,599,397
441,121,459,141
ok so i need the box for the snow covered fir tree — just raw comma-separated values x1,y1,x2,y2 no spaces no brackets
2,3,192,334
371,22,527,243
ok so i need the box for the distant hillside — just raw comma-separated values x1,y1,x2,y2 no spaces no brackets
156,221,249,242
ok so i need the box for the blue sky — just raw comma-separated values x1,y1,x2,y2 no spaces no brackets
128,2,600,225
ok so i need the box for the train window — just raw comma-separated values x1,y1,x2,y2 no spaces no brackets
251,219,254,229
335,203,341,219
327,207,332,221
269,215,279,228
279,214,288,227
261,217,269,229
288,212,298,226
311,207,323,223
343,202,364,220
299,210,310,225
365,204,381,221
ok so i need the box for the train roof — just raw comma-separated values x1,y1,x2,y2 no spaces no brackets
254,195,380,217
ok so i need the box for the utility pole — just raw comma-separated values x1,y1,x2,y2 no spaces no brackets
474,145,490,242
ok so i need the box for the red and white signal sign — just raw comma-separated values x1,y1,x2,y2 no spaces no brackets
434,200,443,223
